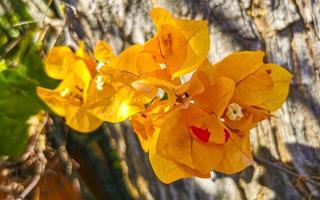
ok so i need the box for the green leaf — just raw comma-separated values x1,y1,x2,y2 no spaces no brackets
20,46,58,89
0,113,28,157
0,69,44,157
14,32,59,89
0,0,58,157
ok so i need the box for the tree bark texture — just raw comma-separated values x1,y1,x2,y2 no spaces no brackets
27,0,320,199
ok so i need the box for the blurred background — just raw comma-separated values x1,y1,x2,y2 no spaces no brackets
0,0,320,199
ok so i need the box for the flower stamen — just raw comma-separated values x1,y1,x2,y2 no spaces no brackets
96,75,104,91
226,103,243,121
96,62,104,71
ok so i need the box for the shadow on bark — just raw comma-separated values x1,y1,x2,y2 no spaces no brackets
290,86,320,128
48,119,320,200
253,145,320,199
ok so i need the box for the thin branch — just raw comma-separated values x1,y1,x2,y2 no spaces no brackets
254,155,320,187
17,152,47,200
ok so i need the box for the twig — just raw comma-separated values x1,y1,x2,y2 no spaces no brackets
17,151,47,200
254,155,320,187
0,113,49,199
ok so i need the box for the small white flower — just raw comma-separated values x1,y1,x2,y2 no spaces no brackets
159,63,166,69
226,103,244,121
96,62,105,71
96,75,104,91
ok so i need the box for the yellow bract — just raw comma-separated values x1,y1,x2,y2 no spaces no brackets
94,40,115,63
89,83,148,123
39,7,292,184
145,7,210,79
242,63,292,111
130,98,170,152
149,128,210,184
38,60,102,133
207,51,265,83
206,51,292,134
109,44,161,77
144,24,187,75
45,46,75,80
193,73,235,117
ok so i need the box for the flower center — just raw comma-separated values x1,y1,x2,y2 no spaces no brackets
95,75,104,91
60,86,83,104
159,63,167,69
175,92,189,103
226,103,243,121
96,62,104,71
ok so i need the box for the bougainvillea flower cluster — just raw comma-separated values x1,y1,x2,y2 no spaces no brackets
37,8,292,183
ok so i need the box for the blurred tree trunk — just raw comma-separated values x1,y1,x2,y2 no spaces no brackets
30,0,320,199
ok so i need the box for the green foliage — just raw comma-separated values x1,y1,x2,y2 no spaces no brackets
0,70,41,156
0,69,41,120
18,34,58,89
0,113,28,157
0,46,56,156
0,0,57,157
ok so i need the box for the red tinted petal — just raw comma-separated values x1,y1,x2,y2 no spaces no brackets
224,129,230,143
190,126,210,143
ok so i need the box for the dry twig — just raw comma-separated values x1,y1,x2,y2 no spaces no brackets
254,156,320,187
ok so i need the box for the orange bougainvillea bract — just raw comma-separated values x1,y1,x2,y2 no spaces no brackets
38,7,292,183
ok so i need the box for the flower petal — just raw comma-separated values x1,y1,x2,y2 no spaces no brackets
210,51,265,83
193,75,235,117
149,7,175,30
144,24,187,75
213,132,253,174
131,98,170,152
254,63,292,111
94,40,115,63
76,42,97,77
109,45,160,77
233,64,274,106
45,46,75,80
156,106,224,172
65,106,102,133
109,44,143,76
37,87,69,116
148,8,210,78
89,86,145,123
172,19,209,78
149,129,210,184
